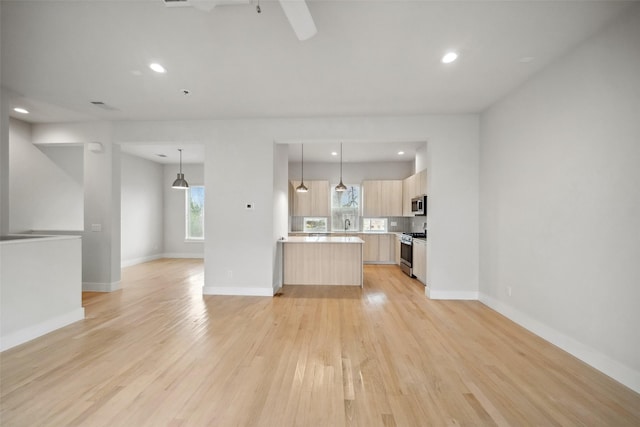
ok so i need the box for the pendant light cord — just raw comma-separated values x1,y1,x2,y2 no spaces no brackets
340,143,343,181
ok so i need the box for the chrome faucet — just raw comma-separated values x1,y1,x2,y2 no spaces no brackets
344,218,351,232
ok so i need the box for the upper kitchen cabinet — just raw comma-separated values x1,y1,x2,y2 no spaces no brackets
402,170,427,216
289,180,330,217
362,180,403,217
415,169,427,197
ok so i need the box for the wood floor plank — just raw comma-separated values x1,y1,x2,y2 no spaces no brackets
1,259,639,426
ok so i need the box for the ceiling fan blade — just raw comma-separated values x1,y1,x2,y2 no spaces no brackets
278,0,317,41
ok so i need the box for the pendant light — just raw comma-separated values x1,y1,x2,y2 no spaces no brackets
296,144,308,193
335,142,347,192
171,149,189,189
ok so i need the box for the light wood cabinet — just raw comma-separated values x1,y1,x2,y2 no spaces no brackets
359,233,395,264
415,170,427,197
283,239,363,286
402,174,416,216
395,234,401,265
360,234,379,262
362,180,402,217
289,180,330,217
402,170,428,216
378,234,395,262
413,239,426,284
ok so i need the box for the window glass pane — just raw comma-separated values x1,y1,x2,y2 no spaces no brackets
362,218,387,232
303,217,328,233
186,186,205,240
331,185,360,231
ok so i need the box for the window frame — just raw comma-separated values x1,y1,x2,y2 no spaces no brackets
362,218,388,232
330,184,360,232
185,185,205,242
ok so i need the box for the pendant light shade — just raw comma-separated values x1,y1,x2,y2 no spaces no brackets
296,144,308,193
171,149,189,189
335,143,347,192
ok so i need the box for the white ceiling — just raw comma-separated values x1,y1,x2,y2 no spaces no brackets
2,0,632,163
119,140,423,164
120,143,206,164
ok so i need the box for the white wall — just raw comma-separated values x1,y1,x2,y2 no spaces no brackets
0,88,11,235
424,118,479,299
479,6,640,392
415,143,427,173
164,163,205,258
288,160,413,183
9,118,84,232
32,121,121,291
273,143,289,291
114,114,479,298
120,153,164,266
1,236,84,351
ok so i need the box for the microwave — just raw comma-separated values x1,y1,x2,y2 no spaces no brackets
411,195,427,216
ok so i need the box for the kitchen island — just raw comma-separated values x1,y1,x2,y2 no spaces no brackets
1,235,84,351
282,236,364,286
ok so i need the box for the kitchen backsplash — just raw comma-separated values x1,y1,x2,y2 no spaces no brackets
290,216,411,232
410,217,428,233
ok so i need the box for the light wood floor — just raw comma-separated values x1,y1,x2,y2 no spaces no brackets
1,259,639,426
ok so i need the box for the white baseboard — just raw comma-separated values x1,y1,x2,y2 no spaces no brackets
163,253,204,259
479,293,640,394
203,286,274,297
83,281,121,292
121,254,163,268
426,286,479,300
0,308,85,352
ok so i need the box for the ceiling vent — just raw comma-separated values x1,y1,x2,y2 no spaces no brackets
163,0,191,7
90,101,119,111
163,0,253,10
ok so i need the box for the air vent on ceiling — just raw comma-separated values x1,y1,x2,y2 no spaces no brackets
90,101,119,111
163,0,250,8
163,0,191,7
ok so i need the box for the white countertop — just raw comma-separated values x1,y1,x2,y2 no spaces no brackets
0,234,81,245
283,236,364,244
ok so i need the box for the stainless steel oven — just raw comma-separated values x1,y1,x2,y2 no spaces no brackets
400,233,426,277
400,234,413,277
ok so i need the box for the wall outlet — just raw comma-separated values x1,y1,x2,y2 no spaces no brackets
91,223,102,232
507,286,512,297
391,221,397,227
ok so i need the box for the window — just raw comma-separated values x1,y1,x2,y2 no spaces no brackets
331,184,360,231
362,218,387,232
303,217,328,233
186,186,205,240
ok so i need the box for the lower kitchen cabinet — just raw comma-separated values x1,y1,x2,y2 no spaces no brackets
359,233,396,264
413,238,426,284
395,234,401,265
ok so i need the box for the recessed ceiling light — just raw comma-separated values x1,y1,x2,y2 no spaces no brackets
149,63,166,73
331,151,338,156
519,56,535,63
157,154,167,158
398,151,405,155
441,52,458,64
13,107,29,114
